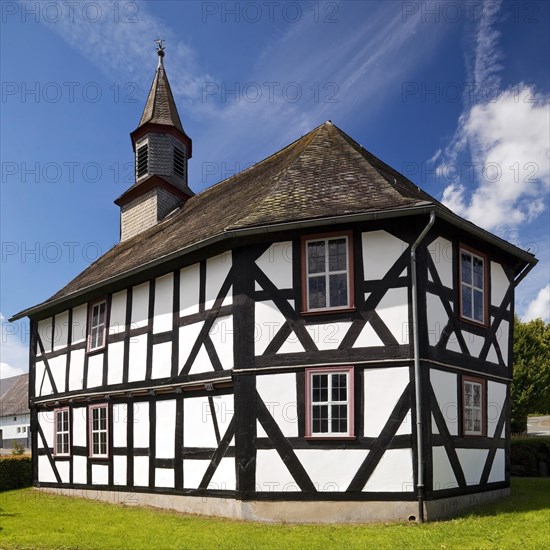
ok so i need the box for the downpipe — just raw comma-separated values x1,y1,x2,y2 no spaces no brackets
411,210,435,523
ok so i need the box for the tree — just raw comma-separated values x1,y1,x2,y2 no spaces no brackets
511,316,550,432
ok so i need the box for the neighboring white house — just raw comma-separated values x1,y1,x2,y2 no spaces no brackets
10,45,538,523
0,374,30,451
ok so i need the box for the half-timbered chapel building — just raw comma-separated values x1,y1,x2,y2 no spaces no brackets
11,46,537,523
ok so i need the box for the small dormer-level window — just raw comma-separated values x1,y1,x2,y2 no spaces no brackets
87,299,107,352
174,146,185,178
460,246,487,325
137,143,148,178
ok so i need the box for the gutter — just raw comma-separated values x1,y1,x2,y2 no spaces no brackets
410,210,435,523
10,203,536,322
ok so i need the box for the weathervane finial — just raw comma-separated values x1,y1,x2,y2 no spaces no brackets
154,38,165,66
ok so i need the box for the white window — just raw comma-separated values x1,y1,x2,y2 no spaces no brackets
306,367,354,438
17,427,21,433
303,234,353,312
22,426,27,433
90,405,108,458
463,378,485,436
88,299,107,351
460,248,486,325
54,408,70,456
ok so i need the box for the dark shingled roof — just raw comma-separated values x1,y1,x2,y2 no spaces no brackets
0,374,29,417
10,121,535,320
138,59,184,133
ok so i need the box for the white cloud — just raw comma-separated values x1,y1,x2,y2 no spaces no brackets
522,285,550,323
0,314,29,379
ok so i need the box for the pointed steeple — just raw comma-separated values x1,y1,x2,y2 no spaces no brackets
116,41,193,242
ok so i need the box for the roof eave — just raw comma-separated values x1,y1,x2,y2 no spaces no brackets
9,204,536,322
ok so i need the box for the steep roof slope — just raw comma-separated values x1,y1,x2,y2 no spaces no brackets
11,121,534,320
0,374,29,417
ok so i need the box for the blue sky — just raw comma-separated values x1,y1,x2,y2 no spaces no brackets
1,0,549,377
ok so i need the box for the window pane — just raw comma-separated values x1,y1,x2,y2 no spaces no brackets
329,274,348,307
473,257,484,289
462,285,472,319
461,252,472,285
464,383,472,406
307,241,325,274
473,290,484,322
331,404,347,433
309,276,326,309
331,373,347,401
472,384,481,407
312,405,328,433
473,409,481,432
312,374,328,402
328,239,347,271
98,302,106,325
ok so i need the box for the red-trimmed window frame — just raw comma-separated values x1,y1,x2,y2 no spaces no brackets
459,244,489,327
301,231,355,314
88,404,109,458
53,407,70,457
305,366,355,440
461,375,486,437
87,298,108,353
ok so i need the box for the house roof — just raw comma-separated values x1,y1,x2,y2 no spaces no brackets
0,374,29,417
10,121,536,321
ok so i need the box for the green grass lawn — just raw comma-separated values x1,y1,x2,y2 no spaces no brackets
1,479,549,549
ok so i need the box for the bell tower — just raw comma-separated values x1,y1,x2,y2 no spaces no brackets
115,40,193,241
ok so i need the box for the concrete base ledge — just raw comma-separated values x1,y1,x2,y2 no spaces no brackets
38,487,510,524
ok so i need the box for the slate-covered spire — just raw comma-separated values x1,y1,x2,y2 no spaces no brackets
115,41,194,242
137,39,185,134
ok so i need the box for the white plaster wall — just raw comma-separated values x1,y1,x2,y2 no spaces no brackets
131,282,149,329
426,292,448,347
257,373,298,437
428,237,453,288
362,231,407,281
305,321,352,351
57,461,70,484
38,455,56,483
491,262,508,306
498,320,509,364
209,315,233,370
295,450,368,492
53,310,70,351
68,349,85,391
430,369,458,435
133,401,149,448
457,449,489,485
38,411,54,447
152,342,172,379
487,381,507,437
156,400,176,459
184,397,216,447
72,407,87,448
35,361,45,396
209,457,236,490
109,290,127,335
92,464,109,485
363,449,413,492
364,367,410,437
128,334,147,382
113,456,127,486
488,448,505,483
206,252,232,309
255,301,286,355
353,323,383,348
112,404,127,448
87,353,103,388
278,331,305,354
376,288,409,345
153,273,173,333
49,355,66,393
73,455,87,484
255,242,293,289
188,345,212,375
432,446,458,491
183,460,209,489
180,263,200,317
0,414,30,439
179,322,204,368
107,341,124,385
72,304,87,344
156,468,175,488
256,449,296,490
464,332,485,359
134,456,149,487
210,394,234,437
38,317,53,353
